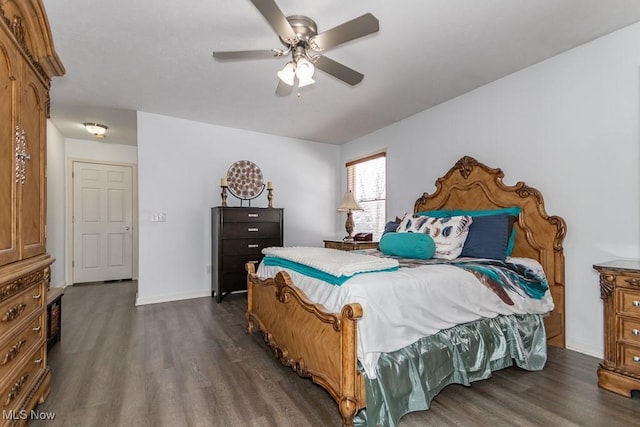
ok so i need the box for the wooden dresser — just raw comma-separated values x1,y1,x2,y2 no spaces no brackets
211,207,283,303
0,0,64,422
593,259,640,397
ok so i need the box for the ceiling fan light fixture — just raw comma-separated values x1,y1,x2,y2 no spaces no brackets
297,75,315,88
295,57,315,80
83,122,108,138
277,62,296,86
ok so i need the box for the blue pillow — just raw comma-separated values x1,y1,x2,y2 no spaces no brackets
379,232,436,260
460,214,510,260
416,207,521,255
383,220,401,235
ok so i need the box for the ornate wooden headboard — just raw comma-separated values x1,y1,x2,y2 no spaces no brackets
414,156,567,347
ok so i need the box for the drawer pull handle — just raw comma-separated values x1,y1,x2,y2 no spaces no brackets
2,303,26,323
248,244,259,248
249,260,259,264
633,301,640,308
32,293,41,300
5,374,28,405
248,228,259,232
33,358,42,364
1,339,27,366
634,356,640,363
247,213,259,218
32,326,41,333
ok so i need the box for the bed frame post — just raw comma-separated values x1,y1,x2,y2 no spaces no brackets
246,262,256,333
339,303,363,427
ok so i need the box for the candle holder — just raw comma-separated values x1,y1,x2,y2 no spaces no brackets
220,185,228,207
267,188,273,208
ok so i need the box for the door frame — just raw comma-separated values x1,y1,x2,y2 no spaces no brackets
65,158,138,286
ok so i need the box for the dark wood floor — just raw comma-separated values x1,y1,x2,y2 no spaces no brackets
32,281,640,427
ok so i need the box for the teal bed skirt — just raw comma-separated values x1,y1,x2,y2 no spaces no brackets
354,313,547,427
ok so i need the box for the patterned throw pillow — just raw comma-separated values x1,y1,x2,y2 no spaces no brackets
396,213,431,233
397,213,473,260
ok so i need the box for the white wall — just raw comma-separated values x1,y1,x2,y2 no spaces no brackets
46,121,66,287
136,112,340,305
342,22,640,358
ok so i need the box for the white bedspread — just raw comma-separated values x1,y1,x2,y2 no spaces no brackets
257,256,554,379
262,246,398,277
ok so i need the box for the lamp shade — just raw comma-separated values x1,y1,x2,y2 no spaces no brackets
337,190,363,212
295,57,315,80
277,62,295,86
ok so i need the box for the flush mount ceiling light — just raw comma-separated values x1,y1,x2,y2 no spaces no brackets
83,123,108,138
212,0,379,95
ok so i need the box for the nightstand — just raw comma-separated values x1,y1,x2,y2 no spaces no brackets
593,259,640,397
323,239,379,251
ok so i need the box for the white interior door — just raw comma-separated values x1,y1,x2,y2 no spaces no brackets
73,162,133,283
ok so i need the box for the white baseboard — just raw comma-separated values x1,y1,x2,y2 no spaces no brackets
135,290,210,306
565,342,603,359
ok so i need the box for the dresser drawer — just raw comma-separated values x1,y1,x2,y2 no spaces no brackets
619,343,640,376
222,222,281,239
617,288,640,318
222,238,281,255
222,254,264,273
614,273,640,289
0,282,44,341
221,272,250,293
0,344,45,411
0,314,44,382
222,208,282,223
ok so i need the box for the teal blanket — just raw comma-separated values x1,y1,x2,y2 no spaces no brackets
262,255,399,286
451,259,548,305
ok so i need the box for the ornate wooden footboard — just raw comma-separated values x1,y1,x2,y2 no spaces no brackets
246,262,365,427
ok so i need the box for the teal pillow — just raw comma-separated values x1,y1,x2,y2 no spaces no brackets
379,232,436,260
416,207,521,255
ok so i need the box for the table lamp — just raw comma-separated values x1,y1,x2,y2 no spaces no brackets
337,190,363,242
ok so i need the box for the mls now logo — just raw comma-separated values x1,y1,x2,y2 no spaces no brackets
2,410,55,420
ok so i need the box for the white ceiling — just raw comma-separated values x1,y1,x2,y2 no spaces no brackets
43,0,640,146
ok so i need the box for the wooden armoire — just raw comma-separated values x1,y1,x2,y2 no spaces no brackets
0,0,64,422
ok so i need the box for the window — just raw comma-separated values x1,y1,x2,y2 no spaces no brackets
346,152,386,240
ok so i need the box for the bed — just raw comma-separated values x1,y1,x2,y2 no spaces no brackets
245,155,566,427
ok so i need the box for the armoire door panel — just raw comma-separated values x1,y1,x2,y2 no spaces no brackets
18,62,47,259
0,27,19,267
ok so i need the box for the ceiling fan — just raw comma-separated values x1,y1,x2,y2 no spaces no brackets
212,0,379,95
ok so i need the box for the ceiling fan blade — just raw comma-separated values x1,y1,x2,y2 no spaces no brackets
275,80,293,97
314,56,364,86
212,49,278,60
310,13,379,51
250,0,297,42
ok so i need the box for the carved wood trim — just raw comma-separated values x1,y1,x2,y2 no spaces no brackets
599,274,616,300
0,269,44,303
625,277,640,288
0,0,65,79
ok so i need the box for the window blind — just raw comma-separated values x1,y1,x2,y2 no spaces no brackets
346,153,386,240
